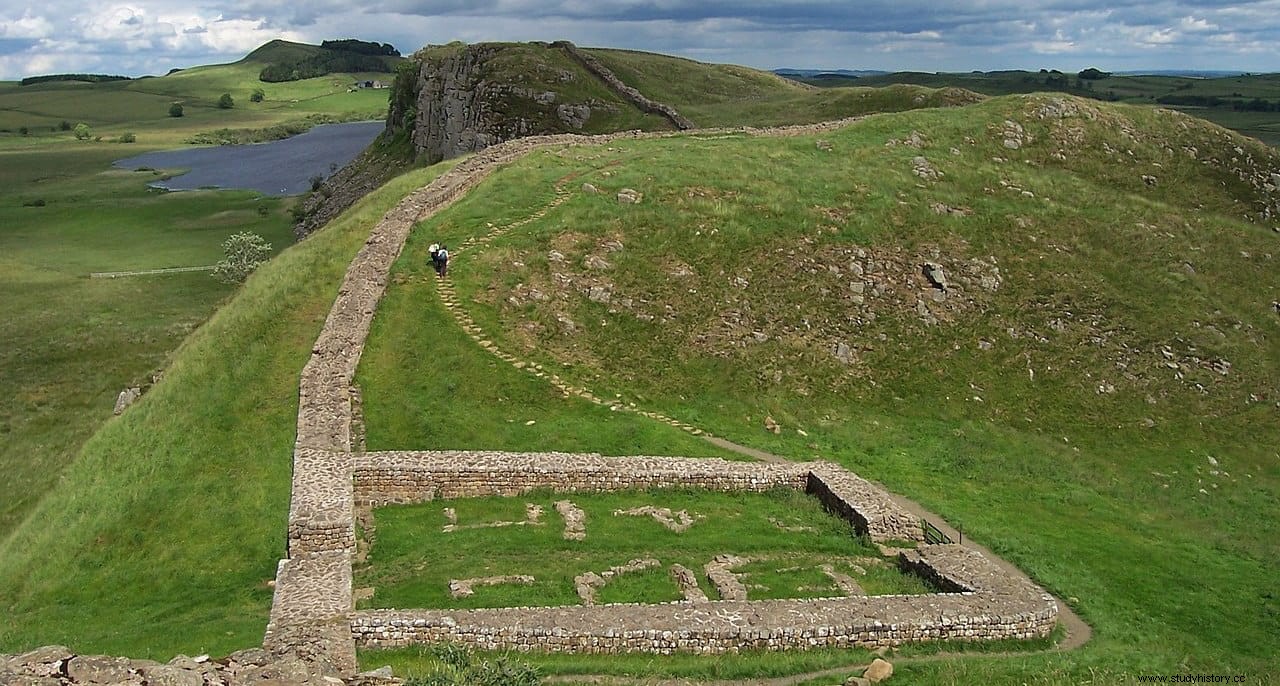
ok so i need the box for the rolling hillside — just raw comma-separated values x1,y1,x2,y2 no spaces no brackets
797,69,1280,146
2,39,1278,685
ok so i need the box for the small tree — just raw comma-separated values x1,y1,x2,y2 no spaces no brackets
19,126,28,136
73,123,92,140
218,93,234,109
169,102,184,117
212,232,272,284
59,120,72,131
250,88,265,103
117,132,136,143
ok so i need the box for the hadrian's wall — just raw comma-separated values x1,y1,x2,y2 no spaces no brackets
267,119,1062,674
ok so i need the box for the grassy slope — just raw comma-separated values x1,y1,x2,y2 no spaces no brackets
361,94,1278,682
0,162,452,658
585,48,983,127
0,41,401,538
0,145,296,535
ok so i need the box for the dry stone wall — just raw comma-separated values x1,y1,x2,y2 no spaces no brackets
554,42,697,130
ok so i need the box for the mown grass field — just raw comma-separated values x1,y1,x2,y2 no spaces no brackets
354,93,1279,682
357,489,930,610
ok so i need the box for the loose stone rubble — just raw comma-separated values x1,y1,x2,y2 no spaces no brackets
555,500,587,540
612,506,703,532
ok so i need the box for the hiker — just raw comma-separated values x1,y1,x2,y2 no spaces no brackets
428,242,440,271
436,244,449,277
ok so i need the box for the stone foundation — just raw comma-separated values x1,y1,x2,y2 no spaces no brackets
350,545,1056,654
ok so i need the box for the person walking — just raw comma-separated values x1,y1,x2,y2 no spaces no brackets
436,244,449,277
428,242,440,272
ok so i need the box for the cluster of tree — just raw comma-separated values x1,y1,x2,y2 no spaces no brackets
1155,94,1279,111
1077,68,1112,80
320,39,399,56
20,73,130,86
259,50,393,82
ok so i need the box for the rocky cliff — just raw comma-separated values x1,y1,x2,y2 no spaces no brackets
386,42,688,165
295,41,691,238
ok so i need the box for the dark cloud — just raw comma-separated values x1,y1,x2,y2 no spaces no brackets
0,1,1277,79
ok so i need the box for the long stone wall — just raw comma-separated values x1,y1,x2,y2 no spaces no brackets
554,41,697,130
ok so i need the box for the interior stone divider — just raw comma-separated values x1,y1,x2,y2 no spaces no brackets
269,113,1038,673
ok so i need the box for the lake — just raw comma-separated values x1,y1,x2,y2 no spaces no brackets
114,121,385,196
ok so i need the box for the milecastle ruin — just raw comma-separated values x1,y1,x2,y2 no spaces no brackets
265,123,1060,675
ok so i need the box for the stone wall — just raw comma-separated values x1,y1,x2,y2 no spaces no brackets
350,544,1057,654
554,41,696,130
352,451,811,502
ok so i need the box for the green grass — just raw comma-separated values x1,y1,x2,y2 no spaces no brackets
0,147,295,536
361,94,1280,682
0,38,403,537
356,489,925,610
0,163,453,658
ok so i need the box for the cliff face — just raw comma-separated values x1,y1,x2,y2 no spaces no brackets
390,44,585,165
297,41,689,239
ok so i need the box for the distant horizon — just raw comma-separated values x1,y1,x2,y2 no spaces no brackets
3,39,1274,83
2,1,1278,81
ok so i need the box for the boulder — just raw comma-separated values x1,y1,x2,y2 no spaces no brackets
617,188,643,204
8,646,74,677
114,387,141,415
66,655,134,684
922,262,948,290
138,664,204,686
864,658,894,683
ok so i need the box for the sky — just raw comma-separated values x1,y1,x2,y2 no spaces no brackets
1,1,1278,80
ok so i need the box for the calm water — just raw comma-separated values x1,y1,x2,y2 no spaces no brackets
113,121,385,196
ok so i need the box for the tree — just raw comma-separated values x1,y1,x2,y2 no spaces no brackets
212,232,272,284
250,88,265,103
18,126,28,136
117,132,136,143
1078,67,1112,80
169,102,184,117
73,123,92,140
217,93,234,109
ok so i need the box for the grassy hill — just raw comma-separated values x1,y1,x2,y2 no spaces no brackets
800,69,1280,146
358,93,1279,682
584,47,984,127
